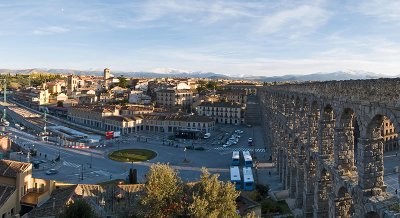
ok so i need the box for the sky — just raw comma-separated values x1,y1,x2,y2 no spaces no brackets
1,0,400,76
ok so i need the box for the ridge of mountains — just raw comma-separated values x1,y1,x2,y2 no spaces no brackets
0,68,396,82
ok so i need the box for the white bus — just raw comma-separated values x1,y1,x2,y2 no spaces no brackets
243,167,254,191
230,166,241,190
242,151,253,167
232,151,240,166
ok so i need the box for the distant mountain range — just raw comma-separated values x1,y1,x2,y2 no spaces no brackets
0,68,396,82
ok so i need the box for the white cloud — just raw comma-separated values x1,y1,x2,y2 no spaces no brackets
33,26,70,35
356,0,400,22
256,5,331,36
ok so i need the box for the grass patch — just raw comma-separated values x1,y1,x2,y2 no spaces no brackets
261,199,292,217
109,149,157,162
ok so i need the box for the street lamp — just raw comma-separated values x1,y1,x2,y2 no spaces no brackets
183,147,188,162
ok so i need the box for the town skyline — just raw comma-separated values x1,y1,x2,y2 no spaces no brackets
2,0,400,76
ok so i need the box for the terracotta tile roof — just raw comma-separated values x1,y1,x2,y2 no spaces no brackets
0,184,16,209
0,160,31,178
27,185,77,218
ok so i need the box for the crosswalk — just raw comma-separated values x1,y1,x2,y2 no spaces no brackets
213,147,266,153
63,161,81,168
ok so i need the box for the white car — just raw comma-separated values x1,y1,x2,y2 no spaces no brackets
223,143,231,148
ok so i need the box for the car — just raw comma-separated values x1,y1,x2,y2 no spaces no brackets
45,169,58,175
39,160,47,163
223,143,231,148
248,138,253,146
203,133,211,139
185,146,195,150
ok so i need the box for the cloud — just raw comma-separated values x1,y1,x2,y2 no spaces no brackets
356,0,400,22
256,5,331,37
33,26,70,35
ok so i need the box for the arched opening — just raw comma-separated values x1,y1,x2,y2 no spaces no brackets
319,104,335,160
309,101,319,151
295,145,306,208
303,156,316,217
335,108,359,176
333,186,354,217
314,168,332,217
358,114,387,196
380,116,399,197
382,117,399,153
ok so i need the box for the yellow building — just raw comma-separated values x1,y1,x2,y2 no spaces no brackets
382,117,399,152
0,160,55,217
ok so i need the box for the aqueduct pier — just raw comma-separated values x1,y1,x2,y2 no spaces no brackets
260,78,400,217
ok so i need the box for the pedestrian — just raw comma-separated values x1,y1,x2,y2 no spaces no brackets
396,152,398,157
396,189,398,195
269,171,271,176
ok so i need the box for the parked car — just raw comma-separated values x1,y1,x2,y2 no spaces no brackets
248,138,253,146
203,133,211,139
45,169,58,175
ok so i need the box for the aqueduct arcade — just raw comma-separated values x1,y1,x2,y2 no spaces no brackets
260,79,400,217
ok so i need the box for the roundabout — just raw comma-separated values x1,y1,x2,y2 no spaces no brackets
108,149,157,162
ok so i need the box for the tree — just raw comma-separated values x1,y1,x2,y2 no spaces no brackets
57,101,64,107
140,163,184,218
189,168,240,218
59,199,98,218
117,76,129,88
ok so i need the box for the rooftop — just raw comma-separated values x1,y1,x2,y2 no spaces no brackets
198,101,243,108
0,185,16,209
0,160,31,178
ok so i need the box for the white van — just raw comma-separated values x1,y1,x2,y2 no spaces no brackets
203,133,211,139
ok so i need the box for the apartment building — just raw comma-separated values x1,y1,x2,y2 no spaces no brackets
196,102,245,125
156,89,193,110
12,88,50,110
218,89,248,104
67,105,120,130
382,117,399,152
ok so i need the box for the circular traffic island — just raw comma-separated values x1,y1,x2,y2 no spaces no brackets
108,149,157,162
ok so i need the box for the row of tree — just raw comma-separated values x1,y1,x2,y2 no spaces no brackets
58,163,257,218
138,163,251,218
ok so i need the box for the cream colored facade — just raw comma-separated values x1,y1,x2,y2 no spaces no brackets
382,117,399,151
0,160,55,218
156,89,193,109
196,102,245,125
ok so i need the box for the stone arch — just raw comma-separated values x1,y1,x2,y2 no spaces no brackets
334,107,359,176
357,114,386,195
314,168,332,217
333,186,354,217
303,156,317,217
308,100,320,151
319,104,335,161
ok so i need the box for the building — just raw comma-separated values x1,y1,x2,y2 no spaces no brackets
44,82,62,94
156,89,193,110
382,117,399,152
224,82,261,95
67,105,120,130
0,136,11,156
128,90,151,104
0,160,55,217
12,88,50,109
66,75,84,94
218,89,248,104
196,102,245,125
120,105,154,116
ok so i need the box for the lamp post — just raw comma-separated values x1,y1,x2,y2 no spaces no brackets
183,147,187,162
